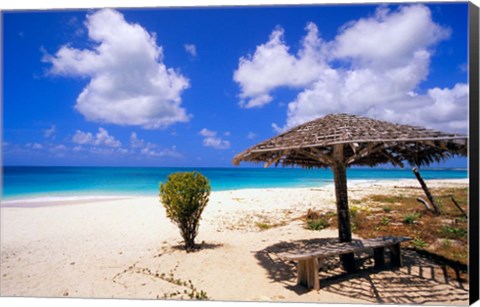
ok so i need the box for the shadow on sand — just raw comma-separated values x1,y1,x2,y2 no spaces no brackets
170,242,224,252
255,238,469,304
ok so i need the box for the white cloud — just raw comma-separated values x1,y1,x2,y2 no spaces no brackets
233,23,328,108
199,128,230,150
44,9,190,129
331,5,450,68
72,127,121,147
199,128,216,138
50,144,67,157
184,44,197,57
130,132,145,148
96,127,122,147
43,125,56,138
140,143,181,158
88,146,130,156
26,143,44,150
247,132,257,139
72,130,94,145
234,5,467,133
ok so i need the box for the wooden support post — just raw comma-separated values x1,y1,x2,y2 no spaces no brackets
416,197,434,213
451,197,467,217
373,247,385,269
332,144,356,273
297,258,320,290
389,243,402,268
412,167,441,215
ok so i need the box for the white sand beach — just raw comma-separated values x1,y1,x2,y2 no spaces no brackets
0,179,469,304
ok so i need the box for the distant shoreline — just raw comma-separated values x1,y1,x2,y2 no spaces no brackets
2,165,469,170
1,178,469,208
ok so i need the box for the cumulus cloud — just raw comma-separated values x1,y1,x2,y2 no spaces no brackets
26,143,44,150
128,132,181,158
141,143,181,158
199,128,231,150
234,23,328,108
130,132,145,148
247,132,257,139
44,9,190,129
50,144,68,157
184,44,197,57
234,5,467,133
43,125,56,138
72,127,121,148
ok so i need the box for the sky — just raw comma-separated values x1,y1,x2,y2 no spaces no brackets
1,3,470,167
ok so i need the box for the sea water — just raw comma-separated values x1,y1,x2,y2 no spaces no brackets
1,166,468,202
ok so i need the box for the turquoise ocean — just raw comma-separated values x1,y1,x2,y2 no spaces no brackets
1,166,468,203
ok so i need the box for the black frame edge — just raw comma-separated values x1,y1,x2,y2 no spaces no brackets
469,1,480,305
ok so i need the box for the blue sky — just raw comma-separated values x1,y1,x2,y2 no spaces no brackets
2,3,469,167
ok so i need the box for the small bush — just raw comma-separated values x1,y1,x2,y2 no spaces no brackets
350,222,357,233
403,213,421,225
255,221,272,230
349,206,359,218
160,172,211,250
440,226,467,239
306,218,329,231
412,237,428,249
382,206,392,213
380,216,390,226
306,208,321,220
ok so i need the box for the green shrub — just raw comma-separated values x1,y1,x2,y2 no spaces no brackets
411,237,428,248
403,213,421,224
255,221,272,230
380,216,390,226
440,226,467,239
349,206,359,218
382,206,392,213
160,172,211,250
350,222,357,233
306,218,329,231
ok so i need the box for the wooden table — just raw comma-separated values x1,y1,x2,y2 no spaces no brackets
277,236,412,290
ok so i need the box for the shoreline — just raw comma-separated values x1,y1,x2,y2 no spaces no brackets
1,178,469,208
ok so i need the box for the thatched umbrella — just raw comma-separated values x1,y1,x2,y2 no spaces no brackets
233,113,467,271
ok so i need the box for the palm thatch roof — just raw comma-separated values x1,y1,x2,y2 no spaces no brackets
233,113,467,168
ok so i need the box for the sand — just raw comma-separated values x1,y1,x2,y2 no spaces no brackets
0,179,470,304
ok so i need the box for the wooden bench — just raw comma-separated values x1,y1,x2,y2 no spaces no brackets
277,236,412,290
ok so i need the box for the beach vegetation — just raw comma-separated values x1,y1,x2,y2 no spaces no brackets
411,237,428,248
382,206,392,213
350,222,357,233
159,172,211,250
255,221,273,230
349,205,359,218
380,216,390,226
347,206,370,234
304,209,334,231
403,212,421,224
306,218,329,230
356,186,468,270
304,186,468,273
368,194,406,204
115,264,209,300
439,226,467,239
440,239,452,249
